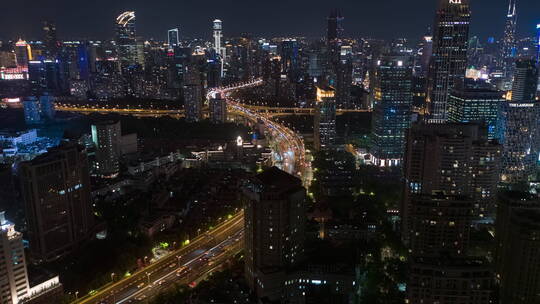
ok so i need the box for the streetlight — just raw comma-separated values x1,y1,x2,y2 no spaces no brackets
146,272,151,285
75,291,79,300
111,273,115,282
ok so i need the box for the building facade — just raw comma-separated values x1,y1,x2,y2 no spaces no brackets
370,54,413,167
19,144,94,262
243,167,305,302
92,120,121,178
0,212,30,304
209,93,227,124
426,0,470,123
314,86,336,151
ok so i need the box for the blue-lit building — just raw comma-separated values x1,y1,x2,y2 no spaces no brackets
370,54,413,167
280,39,300,81
448,80,504,140
168,28,180,48
499,59,540,184
23,97,42,125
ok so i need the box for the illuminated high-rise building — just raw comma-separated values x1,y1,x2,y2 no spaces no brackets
0,212,30,304
213,19,225,77
42,21,59,59
243,167,305,301
370,54,413,167
314,86,337,151
183,65,203,122
536,23,540,64
115,11,139,69
426,0,471,123
500,0,518,87
209,92,227,124
168,28,180,48
327,9,344,45
499,59,540,184
402,123,501,243
92,120,121,178
448,80,505,140
19,143,94,262
14,39,32,67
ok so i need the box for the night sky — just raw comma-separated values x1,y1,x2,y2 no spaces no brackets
2,0,539,41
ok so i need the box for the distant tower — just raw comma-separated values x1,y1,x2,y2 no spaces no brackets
327,9,344,44
501,0,518,86
426,0,471,123
536,23,540,64
15,39,31,67
213,19,225,77
209,92,227,124
168,28,180,48
92,120,122,178
42,21,59,59
115,11,139,68
314,86,337,151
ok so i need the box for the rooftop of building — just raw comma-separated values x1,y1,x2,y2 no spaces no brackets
254,167,302,193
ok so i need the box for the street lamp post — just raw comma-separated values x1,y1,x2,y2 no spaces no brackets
146,272,151,285
75,291,79,300
111,273,115,283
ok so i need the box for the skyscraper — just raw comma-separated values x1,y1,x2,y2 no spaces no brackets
42,21,59,59
91,120,121,178
402,123,501,243
0,211,30,304
495,193,540,304
501,0,518,87
116,11,139,69
370,54,413,167
213,19,225,77
243,167,305,301
15,39,31,67
19,143,94,262
23,97,42,125
499,59,540,184
426,0,471,123
167,28,180,48
183,65,203,122
280,39,300,81
209,92,227,124
448,80,505,139
327,9,344,45
28,59,61,96
314,86,337,151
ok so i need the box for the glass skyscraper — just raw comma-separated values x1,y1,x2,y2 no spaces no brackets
371,54,413,167
427,0,471,123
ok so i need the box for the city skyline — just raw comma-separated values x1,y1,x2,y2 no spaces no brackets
1,0,540,41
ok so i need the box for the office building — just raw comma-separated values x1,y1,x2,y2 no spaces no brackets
28,60,61,96
448,80,504,139
500,0,518,89
167,28,179,48
116,11,140,69
327,9,344,65
280,39,300,81
209,92,227,124
370,54,413,167
426,0,470,123
42,21,58,59
402,123,501,243
23,97,42,125
0,212,30,304
91,120,121,178
407,256,492,304
243,167,305,301
335,47,353,108
499,59,540,184
495,193,540,304
314,86,336,151
19,144,94,262
183,66,203,122
15,39,31,67
408,193,473,257
213,19,224,76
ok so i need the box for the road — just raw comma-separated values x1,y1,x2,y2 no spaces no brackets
73,212,244,304
215,80,312,186
71,80,312,304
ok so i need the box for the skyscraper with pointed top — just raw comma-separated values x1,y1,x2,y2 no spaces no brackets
501,0,518,88
426,0,471,124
